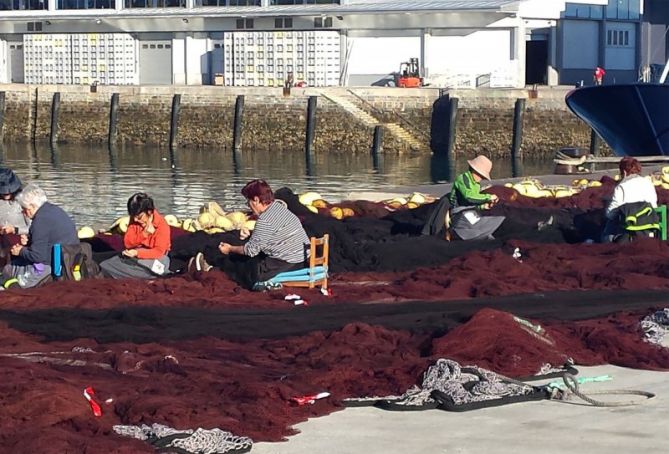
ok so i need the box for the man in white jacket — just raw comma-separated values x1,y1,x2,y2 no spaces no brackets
602,157,658,242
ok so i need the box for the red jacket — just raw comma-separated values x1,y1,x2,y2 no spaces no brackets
123,210,171,259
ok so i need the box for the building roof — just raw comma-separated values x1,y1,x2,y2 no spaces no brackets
0,0,519,21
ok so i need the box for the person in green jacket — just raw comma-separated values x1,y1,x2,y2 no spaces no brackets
448,155,505,240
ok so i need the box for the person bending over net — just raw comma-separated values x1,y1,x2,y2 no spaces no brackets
2,184,78,288
446,155,561,242
192,179,310,291
601,157,658,243
100,193,171,279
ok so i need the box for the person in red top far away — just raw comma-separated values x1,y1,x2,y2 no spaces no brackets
100,193,171,279
594,66,606,85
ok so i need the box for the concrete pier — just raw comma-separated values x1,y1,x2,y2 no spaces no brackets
0,84,596,156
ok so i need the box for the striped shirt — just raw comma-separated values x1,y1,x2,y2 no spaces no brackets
243,200,310,263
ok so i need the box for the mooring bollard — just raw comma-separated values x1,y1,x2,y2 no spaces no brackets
0,92,5,143
305,96,317,156
169,94,181,151
510,98,526,177
589,129,601,157
232,95,245,153
510,98,525,159
50,92,60,145
108,93,119,145
371,125,384,156
446,97,459,161
371,125,384,171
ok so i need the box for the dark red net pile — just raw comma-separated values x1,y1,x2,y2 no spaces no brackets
1,183,669,452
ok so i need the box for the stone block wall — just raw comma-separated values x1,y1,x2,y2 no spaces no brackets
59,91,109,143
117,93,172,146
177,93,236,149
0,84,602,157
2,89,31,141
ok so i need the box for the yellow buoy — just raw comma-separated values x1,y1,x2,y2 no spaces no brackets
244,220,256,231
198,212,215,229
408,193,426,205
299,192,322,207
215,216,235,231
110,216,130,234
342,208,355,217
329,207,344,220
227,212,248,229
77,226,96,239
164,214,181,228
312,199,328,209
306,205,319,214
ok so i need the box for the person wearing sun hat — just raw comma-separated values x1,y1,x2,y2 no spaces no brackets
0,168,30,269
0,168,30,236
447,155,505,240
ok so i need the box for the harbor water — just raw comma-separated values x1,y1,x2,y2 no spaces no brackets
0,142,556,228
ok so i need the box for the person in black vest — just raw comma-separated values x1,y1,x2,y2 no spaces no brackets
1,183,78,289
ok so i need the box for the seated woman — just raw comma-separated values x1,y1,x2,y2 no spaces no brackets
196,179,310,291
449,155,505,240
602,157,658,242
100,193,171,279
2,183,78,288
0,168,30,267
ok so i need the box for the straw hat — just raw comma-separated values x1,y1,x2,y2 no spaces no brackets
467,155,493,180
0,168,22,195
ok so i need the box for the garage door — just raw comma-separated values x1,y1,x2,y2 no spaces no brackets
139,40,172,85
9,42,24,83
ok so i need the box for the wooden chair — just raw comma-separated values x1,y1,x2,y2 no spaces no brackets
283,234,329,290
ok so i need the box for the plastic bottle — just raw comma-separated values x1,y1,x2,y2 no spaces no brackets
52,243,62,278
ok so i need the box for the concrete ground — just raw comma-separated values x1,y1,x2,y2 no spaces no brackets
253,365,666,454
348,164,668,202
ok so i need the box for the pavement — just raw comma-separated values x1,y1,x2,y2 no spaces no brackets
347,164,668,202
252,365,667,454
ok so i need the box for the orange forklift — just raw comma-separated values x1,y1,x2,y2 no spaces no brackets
396,58,423,88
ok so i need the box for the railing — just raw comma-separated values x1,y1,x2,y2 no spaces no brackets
345,88,430,142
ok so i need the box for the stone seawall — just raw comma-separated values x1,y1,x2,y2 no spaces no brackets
0,84,599,157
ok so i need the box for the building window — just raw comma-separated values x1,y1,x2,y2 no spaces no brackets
0,0,47,10
607,29,630,47
58,0,116,8
314,16,333,28
198,0,259,5
271,0,338,4
275,17,293,29
236,18,254,29
124,0,185,8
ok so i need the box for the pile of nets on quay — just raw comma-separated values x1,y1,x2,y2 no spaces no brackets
2,174,669,452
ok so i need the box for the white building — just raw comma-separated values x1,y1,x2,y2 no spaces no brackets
0,0,649,87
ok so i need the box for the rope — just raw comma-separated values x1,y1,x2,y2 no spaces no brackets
549,373,654,407
491,369,654,408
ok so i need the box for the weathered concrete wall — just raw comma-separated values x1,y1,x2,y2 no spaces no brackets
0,84,599,156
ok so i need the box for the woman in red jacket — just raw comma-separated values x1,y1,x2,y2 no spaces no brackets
100,193,171,279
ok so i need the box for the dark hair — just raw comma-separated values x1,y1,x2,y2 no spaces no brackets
619,157,642,176
241,179,274,204
127,193,155,217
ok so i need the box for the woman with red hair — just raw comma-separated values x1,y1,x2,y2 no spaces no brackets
602,157,658,242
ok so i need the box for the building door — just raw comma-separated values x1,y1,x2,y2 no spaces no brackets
9,42,24,83
139,40,172,85
526,40,547,85
210,40,225,85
